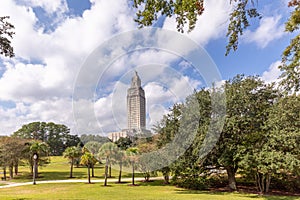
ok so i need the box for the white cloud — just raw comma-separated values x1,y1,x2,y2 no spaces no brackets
261,61,282,84
0,0,229,136
163,0,232,46
243,16,286,48
19,0,68,15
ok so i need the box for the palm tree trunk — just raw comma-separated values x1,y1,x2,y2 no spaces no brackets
70,158,74,178
109,164,111,178
104,157,108,186
118,161,122,183
92,164,95,177
87,165,91,184
132,161,135,185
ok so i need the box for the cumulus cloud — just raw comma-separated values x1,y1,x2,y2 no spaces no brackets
243,16,286,48
0,0,230,136
261,61,282,84
163,0,232,46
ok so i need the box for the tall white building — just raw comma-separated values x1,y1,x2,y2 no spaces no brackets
108,71,150,142
127,71,146,130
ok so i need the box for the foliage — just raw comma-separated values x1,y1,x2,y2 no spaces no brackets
280,1,300,92
0,16,14,57
174,176,207,190
80,134,110,145
0,137,28,179
80,148,97,183
239,94,300,193
132,0,300,91
115,137,133,150
98,142,119,186
27,140,50,177
13,122,80,156
84,141,102,154
63,146,81,178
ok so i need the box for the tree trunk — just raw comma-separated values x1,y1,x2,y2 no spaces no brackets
35,160,38,178
108,164,112,178
70,159,74,178
3,167,7,181
92,164,95,177
9,164,13,179
226,166,237,191
256,172,272,194
132,161,135,185
266,173,271,193
118,161,122,183
104,157,108,186
87,165,91,184
14,162,18,175
162,168,170,184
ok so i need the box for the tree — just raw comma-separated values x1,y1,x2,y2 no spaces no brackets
0,137,28,179
206,75,278,190
280,1,300,92
80,134,110,145
154,103,183,184
13,122,80,156
84,141,102,177
126,147,139,185
98,142,118,186
80,147,97,184
240,94,300,193
63,146,81,178
132,0,300,91
0,16,15,57
28,141,50,178
115,137,133,150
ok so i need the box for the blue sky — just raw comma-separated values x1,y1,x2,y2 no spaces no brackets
0,0,292,135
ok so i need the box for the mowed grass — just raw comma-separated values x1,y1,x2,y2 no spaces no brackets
11,156,133,182
1,181,299,200
2,156,299,200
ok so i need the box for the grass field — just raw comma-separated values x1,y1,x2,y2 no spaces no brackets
1,181,300,200
1,156,299,200
10,156,133,182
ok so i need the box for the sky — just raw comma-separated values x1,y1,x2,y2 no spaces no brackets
0,0,293,136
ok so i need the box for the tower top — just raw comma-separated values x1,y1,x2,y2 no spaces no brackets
131,71,141,88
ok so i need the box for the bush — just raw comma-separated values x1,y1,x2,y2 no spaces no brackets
271,173,300,192
173,177,208,190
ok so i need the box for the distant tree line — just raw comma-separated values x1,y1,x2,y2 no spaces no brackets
12,122,81,156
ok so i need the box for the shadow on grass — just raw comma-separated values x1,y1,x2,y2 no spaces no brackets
138,180,173,187
175,189,300,200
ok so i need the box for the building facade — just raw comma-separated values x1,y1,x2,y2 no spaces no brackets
107,71,149,142
127,71,146,130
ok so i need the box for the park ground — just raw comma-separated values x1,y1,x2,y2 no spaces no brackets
0,156,299,200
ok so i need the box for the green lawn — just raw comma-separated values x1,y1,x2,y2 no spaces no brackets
1,181,299,200
1,156,299,200
11,156,134,182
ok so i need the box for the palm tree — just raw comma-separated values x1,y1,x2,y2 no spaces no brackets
80,149,96,184
126,147,139,185
63,146,81,178
98,142,118,186
28,141,49,178
115,150,125,183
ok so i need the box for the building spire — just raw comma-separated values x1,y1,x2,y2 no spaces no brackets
131,71,141,88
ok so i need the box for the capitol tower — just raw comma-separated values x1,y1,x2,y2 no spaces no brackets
127,71,146,130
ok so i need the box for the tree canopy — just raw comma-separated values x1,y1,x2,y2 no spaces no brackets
0,16,14,57
12,122,80,156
